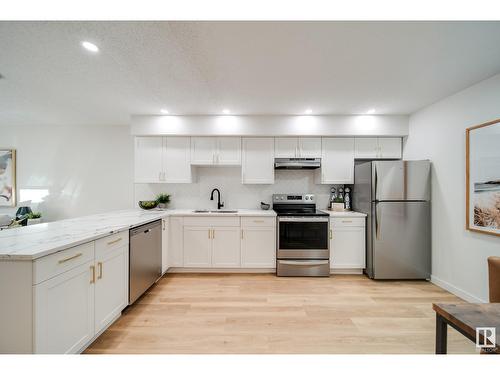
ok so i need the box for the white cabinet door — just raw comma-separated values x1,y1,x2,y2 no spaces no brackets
191,137,217,165
275,138,298,158
212,227,241,268
217,137,241,165
242,138,275,184
330,225,366,269
318,138,355,184
94,245,128,333
241,227,276,268
161,218,169,274
34,261,95,354
134,137,163,183
163,137,193,183
183,226,212,267
298,137,321,158
378,138,402,159
354,138,378,159
169,217,184,267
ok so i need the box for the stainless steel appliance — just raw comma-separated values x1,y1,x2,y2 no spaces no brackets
274,158,321,169
353,160,431,279
129,220,162,304
274,194,330,276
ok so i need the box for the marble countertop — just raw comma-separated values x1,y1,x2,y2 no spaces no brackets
0,208,276,260
321,210,367,217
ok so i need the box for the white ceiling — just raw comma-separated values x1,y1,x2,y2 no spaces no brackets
1,21,500,126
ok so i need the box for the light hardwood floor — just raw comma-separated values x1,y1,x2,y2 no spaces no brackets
85,273,477,354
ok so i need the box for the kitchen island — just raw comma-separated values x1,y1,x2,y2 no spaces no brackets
0,208,277,354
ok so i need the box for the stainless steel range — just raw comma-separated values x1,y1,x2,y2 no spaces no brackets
273,194,330,277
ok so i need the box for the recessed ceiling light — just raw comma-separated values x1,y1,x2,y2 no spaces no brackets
81,41,99,53
222,109,230,115
304,108,313,115
366,108,376,114
160,109,169,115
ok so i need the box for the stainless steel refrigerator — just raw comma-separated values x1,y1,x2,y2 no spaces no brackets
353,160,431,279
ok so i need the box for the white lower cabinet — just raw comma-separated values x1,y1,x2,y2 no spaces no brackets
94,244,128,333
161,218,169,273
241,226,276,268
183,226,212,267
33,233,129,354
183,225,241,268
330,218,366,271
34,261,95,354
212,227,241,267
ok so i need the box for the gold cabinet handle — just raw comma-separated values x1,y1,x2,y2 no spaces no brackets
90,265,95,284
97,262,103,280
107,237,122,246
253,220,264,223
329,229,333,240
342,220,352,223
58,252,82,264
212,229,215,239
241,229,244,239
208,229,211,239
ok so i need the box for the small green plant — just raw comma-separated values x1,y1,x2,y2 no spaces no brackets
155,193,171,204
333,197,344,203
28,212,42,219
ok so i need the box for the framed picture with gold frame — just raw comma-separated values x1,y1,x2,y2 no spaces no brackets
0,149,17,207
466,119,500,236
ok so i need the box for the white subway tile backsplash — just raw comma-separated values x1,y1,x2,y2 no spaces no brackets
134,167,331,210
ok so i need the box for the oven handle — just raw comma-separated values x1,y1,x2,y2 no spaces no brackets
279,260,329,266
278,217,329,222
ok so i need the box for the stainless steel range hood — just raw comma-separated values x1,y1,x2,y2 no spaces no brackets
274,158,321,170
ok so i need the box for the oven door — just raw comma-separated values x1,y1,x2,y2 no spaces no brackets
277,216,329,259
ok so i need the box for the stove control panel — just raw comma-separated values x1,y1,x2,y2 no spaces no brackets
272,194,316,204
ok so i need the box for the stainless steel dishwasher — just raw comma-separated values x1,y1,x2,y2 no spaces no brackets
129,219,162,304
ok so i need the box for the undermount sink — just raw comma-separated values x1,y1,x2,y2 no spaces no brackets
192,210,238,214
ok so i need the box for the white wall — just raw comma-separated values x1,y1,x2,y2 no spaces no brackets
404,73,500,303
131,115,409,137
0,125,134,221
134,168,333,211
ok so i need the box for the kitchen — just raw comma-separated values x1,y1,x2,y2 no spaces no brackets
1,14,500,369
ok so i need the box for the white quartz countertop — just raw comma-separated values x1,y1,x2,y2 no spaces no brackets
321,210,367,218
0,208,276,260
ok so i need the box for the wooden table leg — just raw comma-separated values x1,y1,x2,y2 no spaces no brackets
436,314,448,354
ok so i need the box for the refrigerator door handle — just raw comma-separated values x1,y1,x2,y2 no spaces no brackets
374,163,378,201
375,203,381,240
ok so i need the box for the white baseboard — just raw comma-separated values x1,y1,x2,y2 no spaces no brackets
168,268,276,274
430,275,486,303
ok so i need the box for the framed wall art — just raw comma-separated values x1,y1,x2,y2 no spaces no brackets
0,149,17,207
466,119,500,236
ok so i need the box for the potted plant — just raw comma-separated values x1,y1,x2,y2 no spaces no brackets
155,193,171,209
331,197,345,212
27,212,42,225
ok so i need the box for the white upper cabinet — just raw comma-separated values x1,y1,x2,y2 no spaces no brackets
378,138,402,159
163,137,193,183
275,137,321,158
298,138,322,158
134,136,193,183
354,138,379,159
316,138,355,184
354,137,401,159
191,137,241,165
217,137,241,165
275,138,298,158
191,137,217,165
134,137,163,183
242,138,275,184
